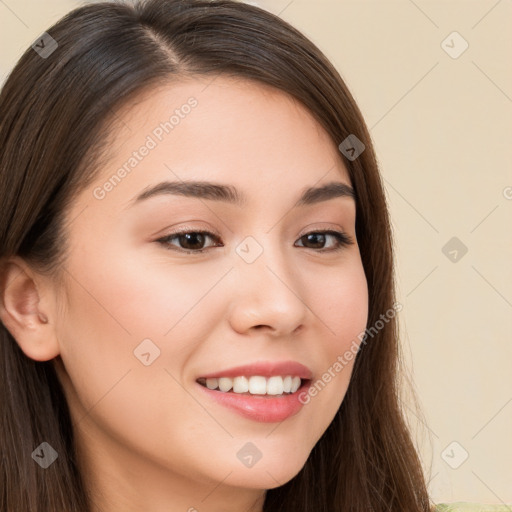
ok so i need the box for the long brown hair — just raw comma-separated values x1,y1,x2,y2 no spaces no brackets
0,0,435,510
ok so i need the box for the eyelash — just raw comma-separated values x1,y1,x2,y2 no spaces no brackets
155,228,354,254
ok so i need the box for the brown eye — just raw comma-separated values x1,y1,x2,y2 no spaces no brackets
175,232,206,251
157,231,222,253
295,231,353,251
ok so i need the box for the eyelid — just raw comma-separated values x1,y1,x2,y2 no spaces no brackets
156,223,221,241
297,222,349,238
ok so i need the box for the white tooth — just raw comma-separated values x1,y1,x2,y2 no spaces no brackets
282,375,292,393
290,376,301,393
206,378,218,390
267,376,284,395
248,376,267,394
218,377,233,392
233,376,249,393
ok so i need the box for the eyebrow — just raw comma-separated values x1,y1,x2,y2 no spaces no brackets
127,179,355,209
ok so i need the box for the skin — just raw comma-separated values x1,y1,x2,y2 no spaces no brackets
0,76,368,512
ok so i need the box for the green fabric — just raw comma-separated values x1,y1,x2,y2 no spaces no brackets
436,503,512,511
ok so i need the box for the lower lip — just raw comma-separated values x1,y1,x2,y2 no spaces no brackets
196,380,311,423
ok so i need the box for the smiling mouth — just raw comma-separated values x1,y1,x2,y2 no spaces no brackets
196,375,307,396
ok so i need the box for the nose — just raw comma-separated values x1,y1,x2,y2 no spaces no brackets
226,239,309,337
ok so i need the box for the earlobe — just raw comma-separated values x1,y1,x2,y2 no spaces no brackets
0,257,60,361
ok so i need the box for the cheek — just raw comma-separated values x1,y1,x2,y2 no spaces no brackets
64,247,229,339
297,257,368,413
55,253,226,472
304,256,369,350
56,250,230,399
112,256,231,335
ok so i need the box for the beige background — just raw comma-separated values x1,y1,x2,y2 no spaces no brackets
1,0,511,505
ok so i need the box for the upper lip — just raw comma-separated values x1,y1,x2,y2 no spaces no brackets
198,360,313,380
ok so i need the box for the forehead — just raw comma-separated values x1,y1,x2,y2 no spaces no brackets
77,75,352,214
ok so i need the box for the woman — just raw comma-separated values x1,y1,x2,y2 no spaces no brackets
0,0,435,510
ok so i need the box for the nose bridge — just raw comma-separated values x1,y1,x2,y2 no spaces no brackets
227,232,309,334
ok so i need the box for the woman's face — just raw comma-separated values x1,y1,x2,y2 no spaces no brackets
50,76,368,507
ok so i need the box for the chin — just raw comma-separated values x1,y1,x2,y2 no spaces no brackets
222,455,308,490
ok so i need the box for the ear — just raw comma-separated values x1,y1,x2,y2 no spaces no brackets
0,256,60,361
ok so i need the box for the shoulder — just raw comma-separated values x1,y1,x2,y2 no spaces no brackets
434,503,512,512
